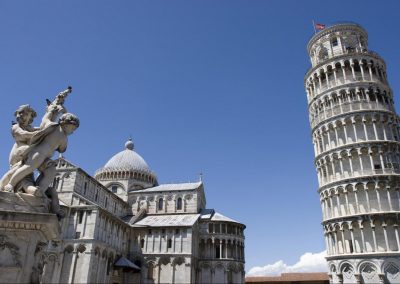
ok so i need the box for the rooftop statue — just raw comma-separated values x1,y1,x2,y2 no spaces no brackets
0,87,79,218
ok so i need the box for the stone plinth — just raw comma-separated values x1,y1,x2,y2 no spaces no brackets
0,191,59,283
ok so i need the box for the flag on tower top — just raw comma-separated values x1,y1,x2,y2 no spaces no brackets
315,23,326,30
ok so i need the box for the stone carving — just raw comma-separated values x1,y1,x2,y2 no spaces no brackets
0,235,21,267
31,242,48,284
0,87,79,218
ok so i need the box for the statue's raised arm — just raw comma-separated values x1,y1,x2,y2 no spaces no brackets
0,87,79,219
40,86,72,128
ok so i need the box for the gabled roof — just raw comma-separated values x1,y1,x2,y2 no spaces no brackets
200,209,244,225
133,214,200,227
139,181,202,193
56,157,79,169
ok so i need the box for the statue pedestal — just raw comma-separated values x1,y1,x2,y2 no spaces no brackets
0,191,59,283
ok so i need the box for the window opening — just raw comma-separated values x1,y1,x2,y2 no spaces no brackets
177,197,182,210
78,211,84,224
158,198,164,210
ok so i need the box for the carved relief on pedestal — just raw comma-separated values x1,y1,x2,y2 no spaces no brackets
0,235,21,267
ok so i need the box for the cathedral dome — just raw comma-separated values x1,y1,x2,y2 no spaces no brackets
103,140,150,172
94,139,157,188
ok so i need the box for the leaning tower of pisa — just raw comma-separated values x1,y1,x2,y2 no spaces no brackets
305,23,400,283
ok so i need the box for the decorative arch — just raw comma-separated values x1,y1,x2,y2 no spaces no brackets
339,261,355,281
173,256,185,266
382,260,400,282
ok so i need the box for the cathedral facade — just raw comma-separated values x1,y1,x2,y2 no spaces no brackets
44,139,245,283
305,23,400,283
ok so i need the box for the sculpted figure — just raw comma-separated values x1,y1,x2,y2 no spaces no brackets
0,87,78,218
3,113,79,192
9,105,39,166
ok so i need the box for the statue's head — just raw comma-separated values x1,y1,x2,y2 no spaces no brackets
59,113,80,135
14,104,37,126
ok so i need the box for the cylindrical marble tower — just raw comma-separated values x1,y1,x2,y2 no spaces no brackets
305,23,400,283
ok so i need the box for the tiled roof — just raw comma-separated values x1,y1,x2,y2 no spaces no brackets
140,181,202,193
133,214,200,227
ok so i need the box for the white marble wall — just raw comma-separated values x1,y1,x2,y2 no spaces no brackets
130,190,203,215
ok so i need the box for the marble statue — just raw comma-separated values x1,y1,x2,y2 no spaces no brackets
0,87,79,218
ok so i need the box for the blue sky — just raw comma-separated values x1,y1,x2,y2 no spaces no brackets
1,0,400,273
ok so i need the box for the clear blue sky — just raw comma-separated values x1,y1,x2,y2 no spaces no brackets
1,0,400,272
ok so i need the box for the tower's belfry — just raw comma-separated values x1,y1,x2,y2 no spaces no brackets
305,23,400,283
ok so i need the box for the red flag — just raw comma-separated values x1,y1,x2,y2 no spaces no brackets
315,23,326,30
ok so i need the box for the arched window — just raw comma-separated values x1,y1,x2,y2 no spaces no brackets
331,37,338,46
158,198,164,210
177,197,182,210
140,239,145,249
167,239,172,249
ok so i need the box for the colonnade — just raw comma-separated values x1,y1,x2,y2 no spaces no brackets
199,238,245,261
313,113,400,156
309,87,395,129
305,56,388,100
208,222,244,236
316,143,400,186
323,216,400,256
319,181,400,220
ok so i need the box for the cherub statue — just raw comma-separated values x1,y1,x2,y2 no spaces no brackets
0,87,79,218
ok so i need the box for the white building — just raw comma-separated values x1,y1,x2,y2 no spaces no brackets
305,23,400,283
43,139,245,283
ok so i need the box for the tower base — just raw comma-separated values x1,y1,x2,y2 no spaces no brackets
328,255,400,283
